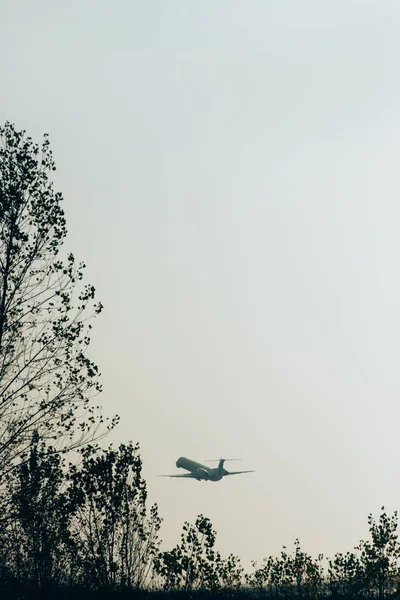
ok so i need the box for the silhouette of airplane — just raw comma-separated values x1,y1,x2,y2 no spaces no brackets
159,457,254,482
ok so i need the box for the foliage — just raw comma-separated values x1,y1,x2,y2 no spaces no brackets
246,539,324,598
327,508,400,599
0,432,77,589
356,508,400,599
154,514,243,592
154,515,218,591
327,551,364,598
0,436,161,594
155,515,243,592
69,442,162,589
0,122,117,473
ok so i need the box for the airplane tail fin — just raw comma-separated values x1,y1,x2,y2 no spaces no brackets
205,458,241,477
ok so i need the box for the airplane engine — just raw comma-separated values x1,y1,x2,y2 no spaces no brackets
195,468,208,479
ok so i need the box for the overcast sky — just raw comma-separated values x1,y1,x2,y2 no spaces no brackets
2,0,400,567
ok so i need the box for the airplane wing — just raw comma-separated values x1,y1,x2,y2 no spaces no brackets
157,474,196,478
225,470,254,476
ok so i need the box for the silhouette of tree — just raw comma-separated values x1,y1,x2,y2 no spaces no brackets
218,553,244,590
155,514,243,592
356,507,400,600
0,122,117,473
289,539,324,598
0,437,162,596
69,442,161,589
0,431,78,591
326,508,400,600
327,551,364,598
247,540,324,598
0,483,14,590
246,555,274,595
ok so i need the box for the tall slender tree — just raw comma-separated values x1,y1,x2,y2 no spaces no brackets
68,442,161,589
4,432,76,589
0,122,116,473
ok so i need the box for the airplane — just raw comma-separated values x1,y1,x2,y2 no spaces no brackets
159,456,254,482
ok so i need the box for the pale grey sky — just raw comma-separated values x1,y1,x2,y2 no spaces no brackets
2,0,400,566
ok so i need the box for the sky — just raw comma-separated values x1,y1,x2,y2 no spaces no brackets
2,0,400,568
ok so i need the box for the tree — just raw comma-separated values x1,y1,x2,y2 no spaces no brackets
327,551,364,598
2,432,77,590
68,442,161,589
154,514,242,592
246,556,275,595
0,121,117,473
217,552,244,590
0,437,160,595
247,541,324,598
327,509,400,599
154,515,219,591
356,508,400,600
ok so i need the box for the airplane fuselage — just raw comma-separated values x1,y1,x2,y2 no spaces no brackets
176,456,228,481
